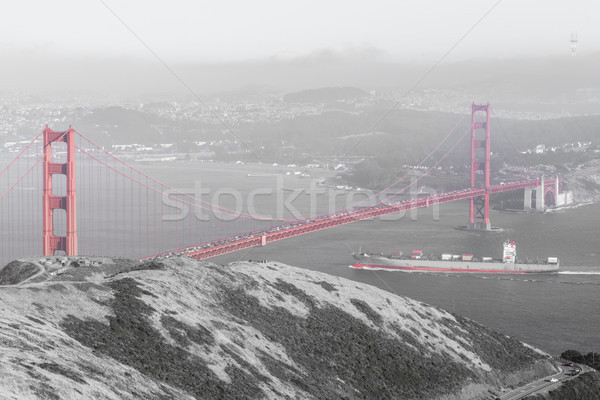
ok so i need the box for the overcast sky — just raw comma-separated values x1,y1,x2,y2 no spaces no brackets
1,1,599,95
2,0,599,63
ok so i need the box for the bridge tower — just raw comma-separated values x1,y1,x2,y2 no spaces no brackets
467,103,492,230
43,126,78,256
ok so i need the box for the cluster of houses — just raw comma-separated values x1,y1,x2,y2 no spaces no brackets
522,141,595,155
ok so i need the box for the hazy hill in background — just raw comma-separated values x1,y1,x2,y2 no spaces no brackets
282,87,369,103
2,48,600,100
56,103,600,166
1,48,599,168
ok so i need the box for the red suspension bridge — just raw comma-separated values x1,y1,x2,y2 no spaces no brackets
0,104,563,266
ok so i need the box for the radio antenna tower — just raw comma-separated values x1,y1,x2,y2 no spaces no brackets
570,31,578,56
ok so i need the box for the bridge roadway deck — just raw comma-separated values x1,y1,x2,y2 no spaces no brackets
149,179,553,261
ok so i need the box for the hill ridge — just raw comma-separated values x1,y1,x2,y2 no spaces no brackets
0,257,556,399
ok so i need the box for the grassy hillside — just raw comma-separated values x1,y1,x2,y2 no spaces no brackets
0,257,557,399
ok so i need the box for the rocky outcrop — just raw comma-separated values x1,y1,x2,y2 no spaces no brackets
566,160,600,203
0,257,556,399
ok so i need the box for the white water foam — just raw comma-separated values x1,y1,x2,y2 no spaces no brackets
558,271,600,275
545,202,594,213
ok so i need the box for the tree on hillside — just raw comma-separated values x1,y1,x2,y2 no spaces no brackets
584,352,600,371
561,349,584,363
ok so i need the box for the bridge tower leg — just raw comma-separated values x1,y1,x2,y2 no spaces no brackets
524,188,533,211
43,126,78,256
536,177,545,212
467,103,492,230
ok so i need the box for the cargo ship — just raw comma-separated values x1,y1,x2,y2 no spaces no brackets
351,241,559,274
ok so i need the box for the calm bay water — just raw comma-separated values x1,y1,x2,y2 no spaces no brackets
2,159,598,355
194,163,600,356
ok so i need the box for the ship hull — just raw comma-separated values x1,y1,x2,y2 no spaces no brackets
351,255,559,274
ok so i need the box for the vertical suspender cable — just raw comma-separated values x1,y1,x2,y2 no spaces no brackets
146,176,149,257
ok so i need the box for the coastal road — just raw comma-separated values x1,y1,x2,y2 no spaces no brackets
496,363,580,400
